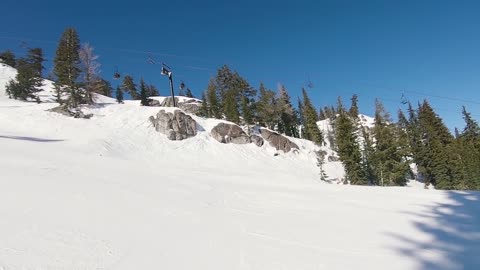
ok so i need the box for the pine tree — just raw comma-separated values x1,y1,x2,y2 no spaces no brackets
370,100,409,186
256,83,280,129
241,96,253,125
0,50,16,67
147,84,159,97
94,78,113,97
349,94,359,119
297,97,306,139
79,42,100,104
115,86,124,104
319,108,327,121
185,88,194,98
5,53,43,102
316,150,329,181
458,106,480,189
206,78,221,119
121,75,139,100
199,91,209,117
25,48,44,77
223,89,239,123
335,97,367,185
302,88,323,145
140,78,149,106
417,100,454,189
277,84,299,137
53,28,82,107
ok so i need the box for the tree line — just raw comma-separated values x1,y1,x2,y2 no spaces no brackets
2,28,479,191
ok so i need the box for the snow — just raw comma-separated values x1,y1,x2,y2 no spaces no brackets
1,64,479,270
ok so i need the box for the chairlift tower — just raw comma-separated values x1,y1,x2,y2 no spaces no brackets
161,63,176,107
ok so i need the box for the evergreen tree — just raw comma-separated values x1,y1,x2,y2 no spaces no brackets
0,50,16,67
5,55,43,101
256,83,280,129
417,100,454,189
349,94,359,119
53,28,82,107
277,84,299,137
121,75,139,100
316,150,329,181
335,97,367,185
146,84,159,97
370,100,409,186
25,48,44,77
214,65,255,123
185,88,194,98
241,96,254,125
458,106,480,189
319,108,327,121
140,78,149,106
115,86,124,104
206,78,221,119
94,78,113,97
302,88,323,145
199,91,209,117
297,97,306,139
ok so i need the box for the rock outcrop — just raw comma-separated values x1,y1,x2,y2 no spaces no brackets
211,123,251,144
160,97,202,115
149,109,197,140
259,128,298,153
250,134,264,147
47,105,93,119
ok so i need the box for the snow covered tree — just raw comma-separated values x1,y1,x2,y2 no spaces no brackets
53,28,82,107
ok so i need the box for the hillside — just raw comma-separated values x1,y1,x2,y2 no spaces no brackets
1,63,479,270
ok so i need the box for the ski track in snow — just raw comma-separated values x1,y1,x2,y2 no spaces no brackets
0,63,479,269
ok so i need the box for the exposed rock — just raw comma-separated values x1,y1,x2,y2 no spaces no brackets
47,105,93,119
328,155,339,162
211,123,251,144
149,109,197,140
146,98,161,107
259,128,299,153
250,135,264,147
161,97,202,115
160,97,179,107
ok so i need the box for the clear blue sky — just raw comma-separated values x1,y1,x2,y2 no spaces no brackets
1,0,480,130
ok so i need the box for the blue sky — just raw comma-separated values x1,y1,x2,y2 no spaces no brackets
1,0,480,130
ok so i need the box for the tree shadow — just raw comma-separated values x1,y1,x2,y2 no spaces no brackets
0,135,64,142
386,191,480,270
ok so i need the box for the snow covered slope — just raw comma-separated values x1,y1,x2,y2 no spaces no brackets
1,64,479,270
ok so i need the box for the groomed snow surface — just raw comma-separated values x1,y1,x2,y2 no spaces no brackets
0,63,479,270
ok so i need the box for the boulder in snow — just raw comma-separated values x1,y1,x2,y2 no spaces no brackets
149,109,197,140
259,128,298,153
250,134,264,147
211,123,251,144
161,97,202,115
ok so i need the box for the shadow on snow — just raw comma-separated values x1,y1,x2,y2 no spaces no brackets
0,135,64,142
386,191,480,270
